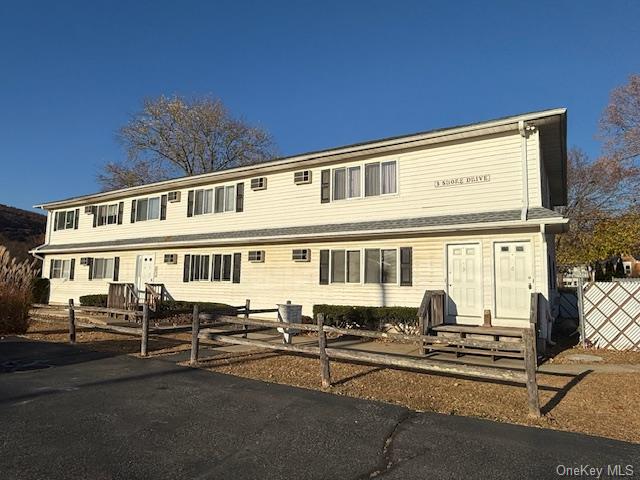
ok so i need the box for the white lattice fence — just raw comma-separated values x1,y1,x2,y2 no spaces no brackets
581,281,640,351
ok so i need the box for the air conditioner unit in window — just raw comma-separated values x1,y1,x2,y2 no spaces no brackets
80,257,92,266
294,170,312,185
84,206,94,214
167,191,181,202
164,254,178,264
251,177,267,191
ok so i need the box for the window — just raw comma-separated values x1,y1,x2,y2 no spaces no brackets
294,170,312,184
364,248,397,284
135,197,160,222
329,249,361,284
192,185,235,216
292,249,310,262
251,177,267,190
96,203,121,227
92,258,115,280
164,254,177,264
332,166,362,201
50,259,72,279
184,254,210,281
331,250,345,282
54,209,78,231
365,161,396,197
209,254,241,282
248,250,265,262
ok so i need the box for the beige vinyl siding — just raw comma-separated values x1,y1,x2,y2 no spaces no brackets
45,227,546,329
47,131,544,246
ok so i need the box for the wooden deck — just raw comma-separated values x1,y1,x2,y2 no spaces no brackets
432,324,526,338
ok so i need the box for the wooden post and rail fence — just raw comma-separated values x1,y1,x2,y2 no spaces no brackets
60,292,541,417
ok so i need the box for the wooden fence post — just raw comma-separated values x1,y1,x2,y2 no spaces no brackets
140,303,149,357
242,299,250,338
522,327,540,418
190,304,200,366
577,277,586,347
317,313,331,388
68,299,76,344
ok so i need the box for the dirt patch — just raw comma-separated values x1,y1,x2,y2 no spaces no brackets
549,346,640,365
22,319,640,444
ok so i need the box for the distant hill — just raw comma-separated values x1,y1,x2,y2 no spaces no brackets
0,204,46,261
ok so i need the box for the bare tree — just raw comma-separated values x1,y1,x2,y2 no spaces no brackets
98,95,278,190
600,74,640,163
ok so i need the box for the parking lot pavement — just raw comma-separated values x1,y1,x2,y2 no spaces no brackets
1,337,638,480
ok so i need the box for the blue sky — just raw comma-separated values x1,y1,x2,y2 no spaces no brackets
0,0,638,212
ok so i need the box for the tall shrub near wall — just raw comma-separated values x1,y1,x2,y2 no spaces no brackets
0,246,38,334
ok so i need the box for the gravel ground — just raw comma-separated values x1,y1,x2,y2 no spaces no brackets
549,346,640,364
19,320,640,444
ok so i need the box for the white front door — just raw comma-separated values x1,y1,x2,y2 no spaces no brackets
446,244,482,319
135,254,155,293
494,241,532,319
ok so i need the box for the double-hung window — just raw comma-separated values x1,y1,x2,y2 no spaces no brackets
330,250,361,283
365,161,397,197
54,209,78,231
92,258,115,280
364,249,397,284
50,259,71,279
188,254,210,281
212,254,233,281
96,203,121,226
193,185,235,215
332,166,361,201
136,197,160,222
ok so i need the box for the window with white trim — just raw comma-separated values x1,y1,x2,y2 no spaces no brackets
51,259,71,279
193,185,235,215
54,210,78,231
212,254,233,281
188,254,210,281
96,203,120,226
329,249,361,283
135,197,160,222
92,258,115,280
364,248,397,284
365,160,397,197
294,170,312,184
332,166,361,201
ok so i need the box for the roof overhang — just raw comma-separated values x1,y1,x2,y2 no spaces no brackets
32,210,568,255
35,108,568,210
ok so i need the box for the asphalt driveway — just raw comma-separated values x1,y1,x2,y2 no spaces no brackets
0,337,638,480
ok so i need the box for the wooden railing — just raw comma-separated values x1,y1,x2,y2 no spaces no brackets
107,283,139,312
145,283,166,312
417,290,445,351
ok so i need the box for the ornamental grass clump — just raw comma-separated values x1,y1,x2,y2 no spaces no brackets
0,246,38,334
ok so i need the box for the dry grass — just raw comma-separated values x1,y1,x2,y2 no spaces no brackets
0,246,38,334
21,319,640,444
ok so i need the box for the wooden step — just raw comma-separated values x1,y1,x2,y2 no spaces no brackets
427,345,524,358
432,324,525,337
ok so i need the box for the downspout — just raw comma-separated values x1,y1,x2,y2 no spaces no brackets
518,120,534,221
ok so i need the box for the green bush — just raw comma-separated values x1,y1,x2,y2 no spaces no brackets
312,304,418,330
157,300,236,317
79,294,108,307
31,277,50,304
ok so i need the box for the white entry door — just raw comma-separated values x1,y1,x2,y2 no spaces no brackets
135,254,155,293
446,244,482,318
494,242,532,319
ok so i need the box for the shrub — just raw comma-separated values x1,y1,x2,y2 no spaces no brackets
312,304,418,332
0,246,38,335
157,300,236,318
31,277,50,304
79,294,108,307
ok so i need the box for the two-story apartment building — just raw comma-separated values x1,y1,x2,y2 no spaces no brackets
32,108,568,340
